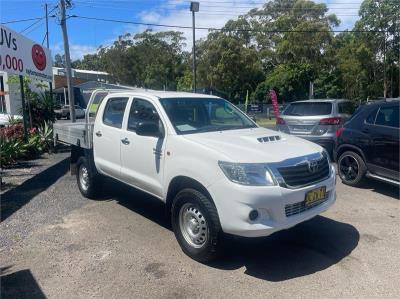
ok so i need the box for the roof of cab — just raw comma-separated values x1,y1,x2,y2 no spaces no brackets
100,88,222,100
290,99,350,104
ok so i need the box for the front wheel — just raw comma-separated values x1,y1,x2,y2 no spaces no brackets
338,151,366,186
171,188,222,262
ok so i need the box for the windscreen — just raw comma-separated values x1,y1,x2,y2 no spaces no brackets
159,98,257,134
283,102,332,116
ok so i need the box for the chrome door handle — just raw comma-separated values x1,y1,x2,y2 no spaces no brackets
121,138,130,145
95,131,102,137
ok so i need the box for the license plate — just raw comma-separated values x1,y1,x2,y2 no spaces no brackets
305,186,326,206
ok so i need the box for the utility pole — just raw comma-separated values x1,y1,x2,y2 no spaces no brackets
59,0,76,121
45,3,54,113
190,2,199,93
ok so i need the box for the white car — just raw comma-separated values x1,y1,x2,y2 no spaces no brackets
55,105,86,119
53,90,336,262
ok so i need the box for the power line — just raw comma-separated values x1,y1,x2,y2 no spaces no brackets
70,15,386,33
1,17,44,25
73,4,359,17
20,17,45,33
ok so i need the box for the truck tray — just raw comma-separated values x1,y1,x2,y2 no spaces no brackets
53,122,93,149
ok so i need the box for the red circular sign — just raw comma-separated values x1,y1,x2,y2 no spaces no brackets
31,44,47,71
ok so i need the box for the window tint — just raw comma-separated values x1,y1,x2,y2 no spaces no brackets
103,97,128,128
127,99,159,131
338,102,356,114
283,102,332,116
375,105,399,128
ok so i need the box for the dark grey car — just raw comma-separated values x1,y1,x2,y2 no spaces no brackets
276,99,356,156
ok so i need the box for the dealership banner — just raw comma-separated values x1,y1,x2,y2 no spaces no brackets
0,25,52,81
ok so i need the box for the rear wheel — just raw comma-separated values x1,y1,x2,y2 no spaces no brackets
171,188,222,262
338,151,366,186
76,156,100,199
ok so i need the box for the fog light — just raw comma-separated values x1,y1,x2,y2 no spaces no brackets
249,210,259,221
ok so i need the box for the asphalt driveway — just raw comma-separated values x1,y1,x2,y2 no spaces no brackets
1,152,399,298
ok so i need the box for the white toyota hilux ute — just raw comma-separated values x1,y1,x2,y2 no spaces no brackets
53,89,336,262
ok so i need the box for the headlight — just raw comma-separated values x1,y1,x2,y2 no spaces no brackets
218,161,276,186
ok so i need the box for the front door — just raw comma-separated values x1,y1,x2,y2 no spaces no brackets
93,96,129,179
120,98,166,198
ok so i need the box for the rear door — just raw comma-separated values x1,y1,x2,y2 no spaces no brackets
366,104,399,180
120,97,166,198
93,96,129,179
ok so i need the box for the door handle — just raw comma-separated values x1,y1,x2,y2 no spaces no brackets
121,138,130,145
153,148,162,156
362,128,370,133
95,131,102,137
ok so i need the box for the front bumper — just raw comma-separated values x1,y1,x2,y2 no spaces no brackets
208,165,336,237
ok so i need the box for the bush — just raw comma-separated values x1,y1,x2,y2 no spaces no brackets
25,93,56,127
0,121,53,167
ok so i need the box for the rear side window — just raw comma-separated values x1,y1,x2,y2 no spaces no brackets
375,105,399,128
338,102,356,114
283,102,332,116
103,97,129,128
127,99,159,131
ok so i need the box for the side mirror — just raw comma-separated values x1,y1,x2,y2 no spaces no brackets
136,122,164,138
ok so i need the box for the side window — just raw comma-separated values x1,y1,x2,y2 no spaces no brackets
127,99,159,131
338,102,356,114
365,108,378,124
375,105,399,128
102,97,129,128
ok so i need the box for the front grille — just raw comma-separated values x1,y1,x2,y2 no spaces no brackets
285,192,330,217
277,154,330,188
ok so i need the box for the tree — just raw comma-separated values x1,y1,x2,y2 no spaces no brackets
54,54,65,67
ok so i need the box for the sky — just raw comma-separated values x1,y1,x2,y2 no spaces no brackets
0,0,363,61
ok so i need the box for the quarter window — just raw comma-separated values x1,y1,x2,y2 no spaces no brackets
365,108,378,124
103,97,129,128
375,106,399,128
127,99,160,131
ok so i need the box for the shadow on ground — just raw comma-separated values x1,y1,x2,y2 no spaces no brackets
0,158,69,222
1,266,46,299
99,178,359,282
356,178,399,199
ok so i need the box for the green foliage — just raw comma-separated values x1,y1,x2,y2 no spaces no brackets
27,93,56,127
177,70,193,92
0,139,27,166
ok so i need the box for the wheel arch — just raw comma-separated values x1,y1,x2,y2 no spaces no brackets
166,176,217,219
70,146,97,176
336,144,366,163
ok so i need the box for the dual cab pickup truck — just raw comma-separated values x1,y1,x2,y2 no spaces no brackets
54,89,336,262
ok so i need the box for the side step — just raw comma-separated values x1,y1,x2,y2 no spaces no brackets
366,172,400,186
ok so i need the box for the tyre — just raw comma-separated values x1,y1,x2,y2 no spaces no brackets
171,188,222,262
338,151,366,186
76,156,100,199
66,113,70,120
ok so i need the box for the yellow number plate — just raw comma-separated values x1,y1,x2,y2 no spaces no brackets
305,186,326,206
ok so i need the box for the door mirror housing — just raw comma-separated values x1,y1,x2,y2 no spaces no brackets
136,122,164,138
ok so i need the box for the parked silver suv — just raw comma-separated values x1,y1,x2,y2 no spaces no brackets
276,99,356,156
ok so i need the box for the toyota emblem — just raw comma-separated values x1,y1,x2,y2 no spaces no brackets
308,160,319,173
